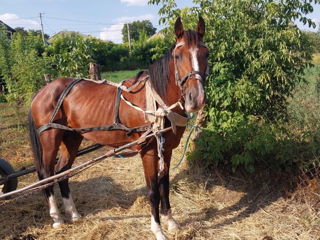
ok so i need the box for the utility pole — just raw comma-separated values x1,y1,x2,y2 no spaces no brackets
127,23,131,53
39,13,46,45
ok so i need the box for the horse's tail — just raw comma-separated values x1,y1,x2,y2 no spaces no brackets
28,107,43,178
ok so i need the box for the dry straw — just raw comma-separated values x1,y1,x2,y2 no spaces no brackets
1,133,320,239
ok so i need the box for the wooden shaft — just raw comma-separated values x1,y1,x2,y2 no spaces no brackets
0,127,172,200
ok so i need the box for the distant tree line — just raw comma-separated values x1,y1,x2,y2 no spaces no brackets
0,23,171,104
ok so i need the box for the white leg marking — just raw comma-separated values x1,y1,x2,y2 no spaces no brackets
48,195,64,228
161,209,179,233
151,215,168,240
63,195,81,222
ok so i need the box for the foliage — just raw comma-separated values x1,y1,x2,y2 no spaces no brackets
287,66,320,132
149,35,172,61
0,27,11,86
44,33,95,78
122,20,156,43
14,27,50,41
149,0,320,171
303,31,320,55
128,32,170,69
0,25,171,104
0,29,47,104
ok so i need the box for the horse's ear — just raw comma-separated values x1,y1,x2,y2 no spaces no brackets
174,17,184,39
197,16,205,38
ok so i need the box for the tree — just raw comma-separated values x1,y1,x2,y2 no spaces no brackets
0,31,47,103
149,0,320,171
44,33,95,78
14,27,49,40
122,20,156,43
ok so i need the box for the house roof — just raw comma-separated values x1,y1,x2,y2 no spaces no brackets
0,20,15,33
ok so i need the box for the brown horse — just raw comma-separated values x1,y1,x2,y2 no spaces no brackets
28,17,208,240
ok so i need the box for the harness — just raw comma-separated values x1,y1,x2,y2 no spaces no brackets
37,77,151,136
37,41,208,177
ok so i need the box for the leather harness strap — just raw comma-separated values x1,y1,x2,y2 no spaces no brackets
37,78,151,136
49,78,83,123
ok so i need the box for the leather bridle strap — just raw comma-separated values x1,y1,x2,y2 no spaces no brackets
179,70,204,87
173,41,207,91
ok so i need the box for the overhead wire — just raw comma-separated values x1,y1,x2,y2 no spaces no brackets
40,14,162,39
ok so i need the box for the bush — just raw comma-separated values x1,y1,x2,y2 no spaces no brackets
0,30,47,104
149,0,319,172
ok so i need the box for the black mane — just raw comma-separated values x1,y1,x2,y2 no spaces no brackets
148,45,174,99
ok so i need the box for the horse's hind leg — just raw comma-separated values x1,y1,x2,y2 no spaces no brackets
39,129,64,228
55,131,83,222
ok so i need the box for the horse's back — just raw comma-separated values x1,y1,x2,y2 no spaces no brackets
31,77,118,128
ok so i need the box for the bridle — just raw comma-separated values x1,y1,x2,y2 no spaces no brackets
173,41,209,93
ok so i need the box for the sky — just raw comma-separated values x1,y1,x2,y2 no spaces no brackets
0,0,319,44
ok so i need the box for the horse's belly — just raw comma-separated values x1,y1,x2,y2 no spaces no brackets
82,130,137,148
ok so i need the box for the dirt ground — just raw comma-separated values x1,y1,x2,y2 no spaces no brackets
1,133,320,240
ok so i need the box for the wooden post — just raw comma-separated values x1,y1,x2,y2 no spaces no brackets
89,62,101,80
44,74,51,84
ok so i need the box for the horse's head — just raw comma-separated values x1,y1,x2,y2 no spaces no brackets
173,17,208,113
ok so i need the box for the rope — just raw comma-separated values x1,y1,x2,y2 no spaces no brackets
172,124,201,170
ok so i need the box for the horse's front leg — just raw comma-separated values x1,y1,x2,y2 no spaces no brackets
141,147,168,240
159,150,179,233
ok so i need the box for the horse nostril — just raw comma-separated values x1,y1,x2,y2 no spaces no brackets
188,92,193,102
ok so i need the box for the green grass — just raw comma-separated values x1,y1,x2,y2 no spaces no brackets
313,53,320,66
101,69,145,83
0,103,31,168
287,64,320,132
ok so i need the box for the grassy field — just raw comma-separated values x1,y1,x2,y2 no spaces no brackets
313,52,320,65
0,67,320,239
0,103,31,169
101,69,145,83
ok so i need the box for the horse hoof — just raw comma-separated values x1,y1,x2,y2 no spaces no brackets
168,219,179,233
71,214,82,222
155,232,168,240
52,220,64,228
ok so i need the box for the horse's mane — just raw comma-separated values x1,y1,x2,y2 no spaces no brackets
148,45,174,99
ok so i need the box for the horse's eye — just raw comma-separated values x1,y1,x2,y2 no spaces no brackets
204,52,209,59
174,54,181,60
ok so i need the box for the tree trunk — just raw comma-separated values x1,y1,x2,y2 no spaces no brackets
44,74,51,85
89,62,101,80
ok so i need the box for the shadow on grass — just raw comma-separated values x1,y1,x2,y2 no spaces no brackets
170,166,298,231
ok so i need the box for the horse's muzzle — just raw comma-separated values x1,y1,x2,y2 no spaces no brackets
184,83,205,113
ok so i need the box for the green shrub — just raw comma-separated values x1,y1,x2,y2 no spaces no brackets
150,0,319,172
0,31,47,104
